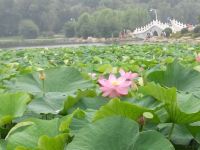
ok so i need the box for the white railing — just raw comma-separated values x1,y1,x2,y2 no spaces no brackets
133,19,188,34
134,20,169,34
170,19,187,32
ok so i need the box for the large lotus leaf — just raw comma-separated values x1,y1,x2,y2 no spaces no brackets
66,116,174,150
133,130,174,150
60,108,100,136
60,108,98,137
67,96,108,113
6,67,93,96
158,123,194,145
6,118,62,150
69,117,90,135
0,93,31,126
37,134,68,150
125,96,164,110
61,90,101,114
147,61,200,97
6,108,87,150
125,96,168,122
28,89,98,115
66,116,139,150
59,108,86,133
0,140,6,150
28,94,66,114
94,99,159,122
187,122,200,144
140,83,200,124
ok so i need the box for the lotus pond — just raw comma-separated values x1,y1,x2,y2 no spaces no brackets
1,44,200,150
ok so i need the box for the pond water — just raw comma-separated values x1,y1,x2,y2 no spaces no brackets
2,40,148,50
5,43,111,50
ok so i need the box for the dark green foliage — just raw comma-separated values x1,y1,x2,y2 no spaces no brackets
0,0,20,37
64,21,76,38
76,13,95,39
193,33,200,38
163,28,173,37
198,16,200,24
181,28,189,34
1,45,200,149
194,26,200,34
94,9,122,38
0,0,200,38
19,20,39,39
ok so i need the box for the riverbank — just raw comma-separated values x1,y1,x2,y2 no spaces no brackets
0,37,136,49
1,36,200,49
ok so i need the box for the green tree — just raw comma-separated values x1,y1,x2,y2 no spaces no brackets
0,0,20,36
194,26,200,34
198,16,200,24
19,20,39,39
76,13,94,38
95,9,122,38
0,0,200,38
16,0,58,33
180,28,189,34
163,28,172,37
64,20,76,37
82,0,99,8
100,0,124,9
173,0,200,24
122,8,150,30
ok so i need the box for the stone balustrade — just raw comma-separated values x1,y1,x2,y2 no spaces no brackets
133,19,187,34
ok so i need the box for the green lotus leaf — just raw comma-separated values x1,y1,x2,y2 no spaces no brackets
6,118,63,150
126,96,164,110
0,93,31,126
134,130,174,150
187,122,200,144
158,123,194,145
37,134,68,150
93,98,159,123
140,83,200,124
5,67,93,115
27,89,98,115
66,116,174,150
147,61,200,97
0,139,6,150
28,94,66,115
61,90,101,114
59,108,86,133
6,67,93,96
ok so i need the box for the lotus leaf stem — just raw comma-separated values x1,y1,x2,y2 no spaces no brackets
168,123,175,140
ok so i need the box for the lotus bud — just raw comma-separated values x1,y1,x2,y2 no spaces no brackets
138,116,145,126
138,112,153,126
39,71,46,80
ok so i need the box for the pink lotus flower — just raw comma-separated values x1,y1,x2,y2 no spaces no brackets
119,69,138,80
196,55,200,62
98,74,132,98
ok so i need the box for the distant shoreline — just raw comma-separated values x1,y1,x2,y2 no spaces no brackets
1,37,200,49
0,37,137,49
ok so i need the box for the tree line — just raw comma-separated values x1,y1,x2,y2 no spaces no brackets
64,8,150,38
0,0,200,39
